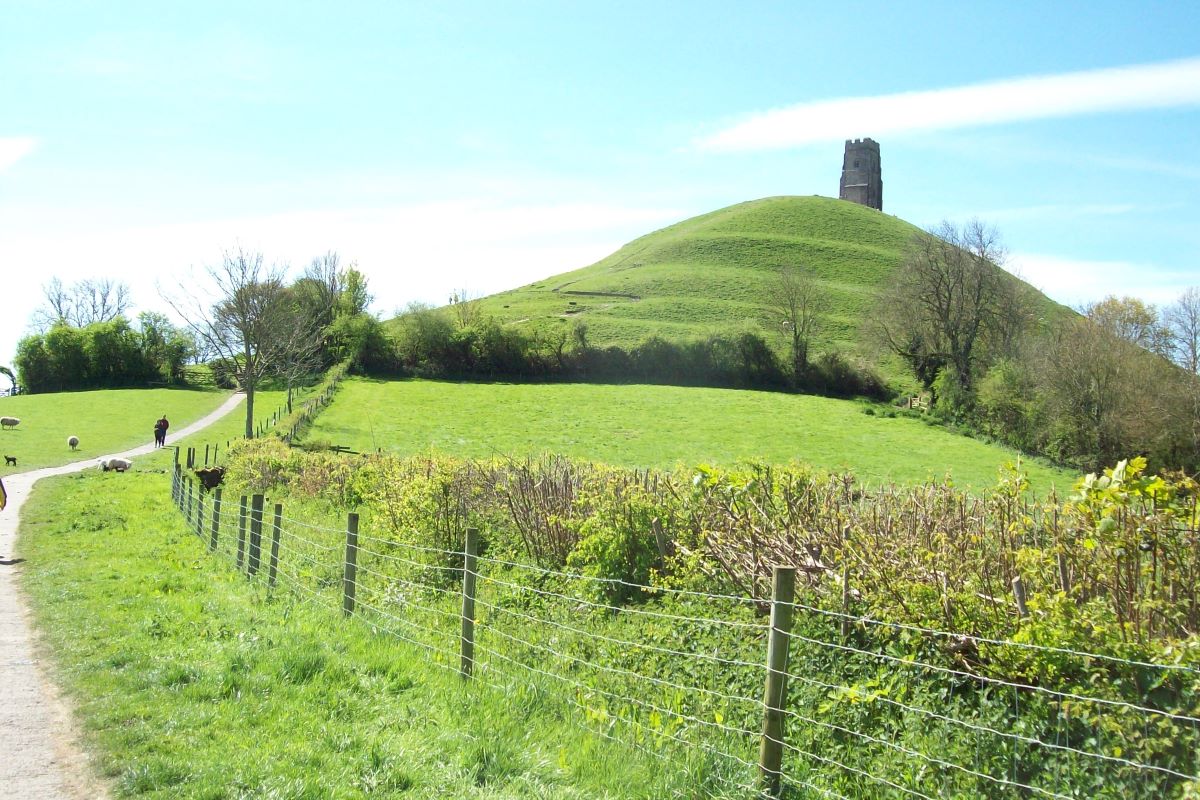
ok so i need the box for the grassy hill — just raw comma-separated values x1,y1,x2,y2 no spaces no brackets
303,378,1073,495
473,196,931,356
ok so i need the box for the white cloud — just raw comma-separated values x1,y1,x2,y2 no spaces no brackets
1009,252,1196,307
0,137,37,172
697,57,1200,151
0,200,685,365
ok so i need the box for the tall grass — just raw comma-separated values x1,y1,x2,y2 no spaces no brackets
20,467,746,799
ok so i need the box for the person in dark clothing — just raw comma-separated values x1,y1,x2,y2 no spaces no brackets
154,415,169,447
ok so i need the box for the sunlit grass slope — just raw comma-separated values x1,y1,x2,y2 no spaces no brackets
304,378,1073,495
0,388,230,476
19,468,725,798
469,196,922,352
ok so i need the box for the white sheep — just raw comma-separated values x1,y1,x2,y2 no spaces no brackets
67,435,79,451
0,416,19,430
98,457,132,472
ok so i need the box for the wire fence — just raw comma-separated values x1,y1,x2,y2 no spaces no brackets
169,468,1200,799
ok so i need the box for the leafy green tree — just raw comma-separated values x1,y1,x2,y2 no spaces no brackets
1085,295,1172,357
44,324,90,389
138,312,195,382
85,318,148,386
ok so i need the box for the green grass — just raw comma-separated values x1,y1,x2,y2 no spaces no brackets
0,388,232,477
18,468,734,799
448,197,1066,372
303,377,1074,495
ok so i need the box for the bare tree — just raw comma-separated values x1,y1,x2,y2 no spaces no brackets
31,277,132,330
163,248,295,439
1165,288,1200,464
296,252,344,329
769,264,823,381
876,219,1016,395
1165,287,1200,374
272,289,327,414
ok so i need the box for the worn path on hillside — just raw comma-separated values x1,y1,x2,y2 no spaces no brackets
0,392,245,800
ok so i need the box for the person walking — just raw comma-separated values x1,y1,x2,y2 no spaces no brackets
154,415,170,448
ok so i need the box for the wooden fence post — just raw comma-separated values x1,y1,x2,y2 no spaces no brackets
209,488,222,551
342,513,359,616
248,494,264,576
1057,553,1071,595
840,524,852,639
172,464,180,506
236,495,248,570
186,478,194,525
1012,575,1029,619
196,490,206,539
268,503,282,589
460,527,480,677
759,566,796,798
204,444,210,466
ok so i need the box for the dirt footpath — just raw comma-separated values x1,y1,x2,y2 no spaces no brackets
0,393,245,800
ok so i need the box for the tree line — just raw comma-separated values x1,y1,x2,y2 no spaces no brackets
15,276,195,392
382,300,888,399
10,230,1196,474
875,220,1200,472
11,250,385,441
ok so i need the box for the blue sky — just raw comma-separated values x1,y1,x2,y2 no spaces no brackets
2,1,1198,365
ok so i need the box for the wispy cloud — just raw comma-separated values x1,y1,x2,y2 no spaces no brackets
0,137,37,172
697,57,1200,152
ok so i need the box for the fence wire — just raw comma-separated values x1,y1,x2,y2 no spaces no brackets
169,469,1200,800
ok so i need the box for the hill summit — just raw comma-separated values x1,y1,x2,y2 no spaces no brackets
476,195,925,355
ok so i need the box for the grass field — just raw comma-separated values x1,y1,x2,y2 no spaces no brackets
18,468,720,799
0,388,232,477
302,378,1074,495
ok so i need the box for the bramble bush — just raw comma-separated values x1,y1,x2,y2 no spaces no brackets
217,439,1200,796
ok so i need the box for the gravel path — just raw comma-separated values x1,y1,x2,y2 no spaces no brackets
0,393,245,800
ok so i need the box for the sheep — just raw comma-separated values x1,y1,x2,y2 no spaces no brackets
193,465,226,491
98,457,132,473
0,416,19,430
67,435,79,451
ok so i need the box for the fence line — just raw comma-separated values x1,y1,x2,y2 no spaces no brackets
168,466,1200,799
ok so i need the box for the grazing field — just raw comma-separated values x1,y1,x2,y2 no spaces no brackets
0,388,231,477
18,469,705,799
302,378,1073,494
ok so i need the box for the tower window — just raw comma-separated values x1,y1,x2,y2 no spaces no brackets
853,160,860,168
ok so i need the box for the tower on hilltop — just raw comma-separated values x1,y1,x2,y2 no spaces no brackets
839,138,882,211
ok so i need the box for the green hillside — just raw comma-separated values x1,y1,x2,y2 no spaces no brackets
475,196,925,353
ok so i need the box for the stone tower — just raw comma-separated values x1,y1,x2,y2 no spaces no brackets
839,138,882,211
